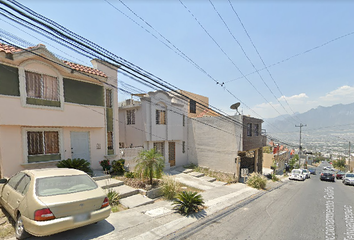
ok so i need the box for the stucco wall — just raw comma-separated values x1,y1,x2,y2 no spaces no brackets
187,115,242,175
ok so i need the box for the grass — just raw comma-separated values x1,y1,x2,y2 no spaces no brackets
192,166,236,183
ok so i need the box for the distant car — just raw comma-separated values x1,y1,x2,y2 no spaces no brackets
343,173,354,186
320,171,336,182
289,169,305,181
336,171,345,179
308,168,316,175
0,168,111,239
302,169,311,179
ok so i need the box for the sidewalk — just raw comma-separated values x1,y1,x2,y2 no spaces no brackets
9,170,288,240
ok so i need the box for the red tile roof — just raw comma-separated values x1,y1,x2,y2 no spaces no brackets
0,43,107,78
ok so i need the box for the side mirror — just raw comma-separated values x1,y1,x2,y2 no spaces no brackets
0,179,8,184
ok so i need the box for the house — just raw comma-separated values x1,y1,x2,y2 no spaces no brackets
263,142,291,174
0,43,119,178
118,90,188,170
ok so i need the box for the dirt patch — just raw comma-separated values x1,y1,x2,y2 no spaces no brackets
115,176,162,190
0,207,15,239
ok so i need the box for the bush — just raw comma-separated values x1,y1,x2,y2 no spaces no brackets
106,189,120,206
172,191,205,215
162,175,181,200
246,172,267,190
124,171,135,178
112,159,125,175
56,158,93,176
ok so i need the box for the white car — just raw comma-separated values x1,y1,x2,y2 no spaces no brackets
302,169,311,179
289,169,305,181
343,173,354,186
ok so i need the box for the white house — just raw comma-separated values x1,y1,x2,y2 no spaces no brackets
0,43,119,177
118,90,188,170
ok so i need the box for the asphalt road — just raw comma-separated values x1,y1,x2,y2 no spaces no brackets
166,163,354,240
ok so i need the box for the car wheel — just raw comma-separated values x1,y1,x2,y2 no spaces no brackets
15,214,29,240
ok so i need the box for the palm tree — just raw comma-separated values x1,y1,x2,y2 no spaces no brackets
135,148,165,185
172,191,205,215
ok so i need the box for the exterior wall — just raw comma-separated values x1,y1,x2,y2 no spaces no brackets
0,47,118,177
187,115,242,176
242,116,266,151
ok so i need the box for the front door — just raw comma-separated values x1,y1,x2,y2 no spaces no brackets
168,142,175,167
70,132,90,162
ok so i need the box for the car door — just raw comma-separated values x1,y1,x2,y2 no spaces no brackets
7,174,31,218
1,172,26,218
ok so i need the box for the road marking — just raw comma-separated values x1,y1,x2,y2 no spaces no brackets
344,205,354,240
324,186,335,240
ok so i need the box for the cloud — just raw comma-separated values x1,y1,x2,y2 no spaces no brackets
320,85,354,103
278,93,309,103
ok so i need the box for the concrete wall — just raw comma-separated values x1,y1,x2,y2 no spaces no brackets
187,115,242,176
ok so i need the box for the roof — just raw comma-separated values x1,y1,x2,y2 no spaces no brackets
0,43,107,78
23,168,88,178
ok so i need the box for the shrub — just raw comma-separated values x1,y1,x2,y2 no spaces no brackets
135,149,164,185
162,175,181,200
99,160,111,171
56,158,93,176
106,189,120,206
124,171,135,178
271,174,280,182
112,159,125,175
246,172,267,190
172,191,205,215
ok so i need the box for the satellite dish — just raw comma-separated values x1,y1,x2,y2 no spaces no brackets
230,102,241,115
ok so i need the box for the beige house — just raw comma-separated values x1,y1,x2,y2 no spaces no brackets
0,43,119,178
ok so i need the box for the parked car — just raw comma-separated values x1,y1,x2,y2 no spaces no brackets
0,168,111,239
289,169,305,181
308,168,316,175
336,171,345,179
343,173,354,186
302,169,311,179
320,171,336,182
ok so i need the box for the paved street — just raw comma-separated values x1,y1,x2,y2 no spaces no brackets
165,164,354,240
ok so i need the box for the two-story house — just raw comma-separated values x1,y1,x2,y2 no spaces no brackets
118,90,188,170
0,43,119,177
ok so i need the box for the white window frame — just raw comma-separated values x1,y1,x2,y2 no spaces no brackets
156,110,166,125
127,109,135,125
19,60,64,110
22,127,63,164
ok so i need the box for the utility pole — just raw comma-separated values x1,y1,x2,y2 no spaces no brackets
295,123,307,167
349,141,351,172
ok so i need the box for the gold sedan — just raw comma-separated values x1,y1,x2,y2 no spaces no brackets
0,168,111,239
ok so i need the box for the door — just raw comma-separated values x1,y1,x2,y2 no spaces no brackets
70,132,90,162
168,142,176,167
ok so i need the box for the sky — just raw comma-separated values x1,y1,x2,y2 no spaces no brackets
1,0,354,124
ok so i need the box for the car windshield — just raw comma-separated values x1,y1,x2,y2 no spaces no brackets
292,170,301,174
346,174,354,178
36,174,98,197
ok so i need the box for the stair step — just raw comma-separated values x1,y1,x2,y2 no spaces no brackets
92,175,111,181
200,176,216,182
119,194,154,209
183,169,193,174
96,179,124,189
189,172,205,178
111,185,140,199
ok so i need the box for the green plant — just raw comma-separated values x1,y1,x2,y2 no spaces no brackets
99,159,111,171
124,171,135,178
112,159,125,175
271,174,280,182
106,189,120,206
56,158,93,176
246,172,267,190
172,191,205,215
135,148,165,185
162,175,181,200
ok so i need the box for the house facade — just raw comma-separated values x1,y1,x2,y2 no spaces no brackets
0,43,119,177
118,90,188,170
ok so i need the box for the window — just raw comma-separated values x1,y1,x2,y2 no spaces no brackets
183,114,185,127
16,175,31,195
127,110,135,125
119,142,125,148
190,99,196,114
27,131,59,155
106,89,112,108
7,172,25,189
182,141,185,153
247,123,252,136
156,110,166,125
25,71,59,101
107,131,113,150
154,142,165,156
254,124,259,136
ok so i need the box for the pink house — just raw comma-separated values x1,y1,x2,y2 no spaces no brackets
0,43,119,178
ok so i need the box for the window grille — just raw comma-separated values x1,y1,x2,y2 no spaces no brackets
25,71,59,101
190,99,196,113
247,123,252,136
156,110,166,125
254,124,259,136
127,110,135,125
106,89,112,108
182,141,185,153
107,131,113,149
153,142,165,156
27,131,59,155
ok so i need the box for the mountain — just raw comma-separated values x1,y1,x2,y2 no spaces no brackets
264,102,354,133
